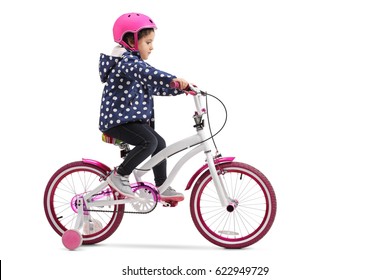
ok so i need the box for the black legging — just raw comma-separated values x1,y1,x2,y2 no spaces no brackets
105,122,166,186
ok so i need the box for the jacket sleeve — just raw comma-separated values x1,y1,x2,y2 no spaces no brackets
151,86,184,96
118,55,182,95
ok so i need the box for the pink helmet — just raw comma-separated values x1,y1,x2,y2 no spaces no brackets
113,13,157,51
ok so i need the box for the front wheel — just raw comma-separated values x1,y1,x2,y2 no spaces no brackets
190,162,276,249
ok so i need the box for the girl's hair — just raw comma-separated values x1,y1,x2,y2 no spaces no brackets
123,28,154,46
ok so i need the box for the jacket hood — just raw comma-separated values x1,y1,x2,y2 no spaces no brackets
99,53,121,83
99,46,142,83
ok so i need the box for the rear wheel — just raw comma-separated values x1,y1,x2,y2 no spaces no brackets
43,161,124,245
190,162,276,248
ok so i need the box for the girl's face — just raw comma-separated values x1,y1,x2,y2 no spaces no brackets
137,30,155,60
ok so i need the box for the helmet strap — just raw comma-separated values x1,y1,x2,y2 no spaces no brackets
121,42,135,51
121,32,138,51
133,32,139,50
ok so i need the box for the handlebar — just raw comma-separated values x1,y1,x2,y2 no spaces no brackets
169,81,205,96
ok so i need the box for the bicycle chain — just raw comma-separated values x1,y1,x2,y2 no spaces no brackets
86,203,157,215
84,190,158,214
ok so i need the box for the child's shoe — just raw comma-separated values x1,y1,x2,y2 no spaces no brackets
160,187,184,202
106,170,134,197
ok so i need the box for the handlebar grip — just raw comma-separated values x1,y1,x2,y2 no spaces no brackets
170,81,195,95
169,81,180,89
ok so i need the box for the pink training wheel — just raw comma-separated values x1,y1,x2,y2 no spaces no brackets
62,229,83,250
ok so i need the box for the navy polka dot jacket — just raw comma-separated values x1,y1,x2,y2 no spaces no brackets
98,51,183,132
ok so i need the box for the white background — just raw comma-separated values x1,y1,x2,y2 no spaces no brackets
1,0,389,279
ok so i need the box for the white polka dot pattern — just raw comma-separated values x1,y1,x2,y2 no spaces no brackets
98,51,182,131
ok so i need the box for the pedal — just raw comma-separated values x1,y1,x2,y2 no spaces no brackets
162,200,179,207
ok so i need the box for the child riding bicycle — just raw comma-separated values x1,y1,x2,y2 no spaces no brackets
99,12,189,202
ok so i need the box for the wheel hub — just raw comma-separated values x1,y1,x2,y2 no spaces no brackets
226,199,239,212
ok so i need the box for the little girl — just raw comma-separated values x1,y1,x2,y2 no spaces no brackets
98,12,189,202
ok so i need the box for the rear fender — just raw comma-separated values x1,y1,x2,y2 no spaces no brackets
185,157,235,191
82,158,112,174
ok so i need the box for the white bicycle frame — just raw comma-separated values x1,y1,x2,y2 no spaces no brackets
133,90,229,207
82,88,230,214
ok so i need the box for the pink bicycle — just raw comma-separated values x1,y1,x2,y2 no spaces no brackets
43,83,277,250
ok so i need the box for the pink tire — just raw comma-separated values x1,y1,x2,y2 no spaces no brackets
44,161,124,245
62,229,83,250
190,162,277,249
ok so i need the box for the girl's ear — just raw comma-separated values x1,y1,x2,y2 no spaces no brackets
126,38,134,48
124,35,135,48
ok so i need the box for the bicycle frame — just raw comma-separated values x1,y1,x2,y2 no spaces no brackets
83,90,231,210
134,126,229,206
134,92,230,207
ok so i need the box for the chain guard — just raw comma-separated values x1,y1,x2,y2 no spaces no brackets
86,185,159,215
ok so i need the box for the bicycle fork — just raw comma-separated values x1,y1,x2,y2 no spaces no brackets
204,151,233,209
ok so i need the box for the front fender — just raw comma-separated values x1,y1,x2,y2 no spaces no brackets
185,157,235,191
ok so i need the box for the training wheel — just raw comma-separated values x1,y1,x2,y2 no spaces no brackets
62,229,83,250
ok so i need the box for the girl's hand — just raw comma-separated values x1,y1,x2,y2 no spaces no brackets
172,78,189,90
